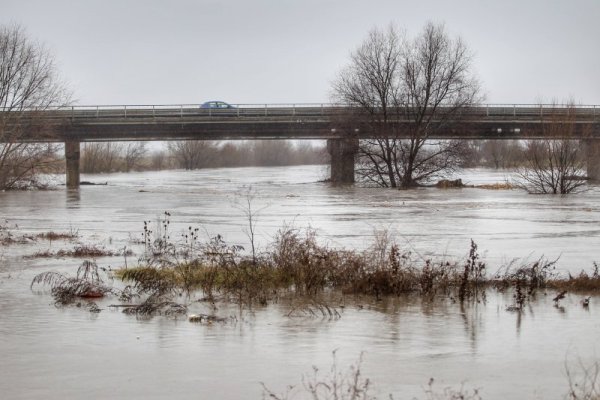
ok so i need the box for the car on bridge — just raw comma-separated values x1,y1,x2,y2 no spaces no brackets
200,101,235,109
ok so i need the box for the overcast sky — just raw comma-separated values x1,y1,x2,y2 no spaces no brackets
2,0,599,106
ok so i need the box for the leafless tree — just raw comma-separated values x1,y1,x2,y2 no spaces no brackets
150,149,169,170
168,140,216,170
515,105,588,194
81,142,121,173
333,22,481,188
122,142,147,172
480,140,526,169
0,24,70,189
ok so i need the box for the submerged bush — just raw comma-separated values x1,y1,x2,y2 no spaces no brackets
31,260,121,307
31,212,600,317
116,218,492,307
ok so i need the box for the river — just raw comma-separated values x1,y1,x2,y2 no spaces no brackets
0,165,599,399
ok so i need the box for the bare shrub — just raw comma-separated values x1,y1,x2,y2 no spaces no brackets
262,351,375,400
31,260,118,306
494,257,558,310
515,104,588,194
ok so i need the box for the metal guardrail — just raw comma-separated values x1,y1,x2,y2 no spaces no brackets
2,103,599,121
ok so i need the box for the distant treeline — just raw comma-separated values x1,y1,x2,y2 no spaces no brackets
80,140,329,173
76,139,557,174
461,140,538,169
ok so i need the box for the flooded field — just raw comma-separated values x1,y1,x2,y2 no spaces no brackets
1,165,599,399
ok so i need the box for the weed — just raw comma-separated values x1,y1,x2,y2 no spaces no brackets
287,300,342,320
548,264,600,292
261,351,483,400
458,240,486,303
261,351,375,400
423,378,482,400
121,292,187,318
31,260,120,306
495,257,558,310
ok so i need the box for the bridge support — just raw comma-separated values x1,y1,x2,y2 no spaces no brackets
584,139,600,181
327,138,358,184
65,140,80,189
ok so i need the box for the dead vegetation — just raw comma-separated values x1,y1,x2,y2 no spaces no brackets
474,182,514,190
1,221,79,246
36,230,79,241
31,212,600,319
115,213,600,313
26,244,133,259
30,260,123,307
261,351,482,400
1,220,35,245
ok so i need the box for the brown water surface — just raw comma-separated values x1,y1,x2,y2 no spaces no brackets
0,166,599,399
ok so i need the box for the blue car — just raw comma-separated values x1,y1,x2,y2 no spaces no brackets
201,101,235,109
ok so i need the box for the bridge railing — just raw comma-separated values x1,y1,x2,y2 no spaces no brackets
3,103,599,121
4,103,347,120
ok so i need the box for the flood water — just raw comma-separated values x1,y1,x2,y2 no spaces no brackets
1,165,599,399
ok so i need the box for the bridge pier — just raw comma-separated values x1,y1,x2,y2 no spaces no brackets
327,138,358,184
584,139,600,181
65,140,80,189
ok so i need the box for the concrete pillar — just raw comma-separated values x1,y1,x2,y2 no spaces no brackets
584,139,600,181
327,138,359,184
65,140,80,189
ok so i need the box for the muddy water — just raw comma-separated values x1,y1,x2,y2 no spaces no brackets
1,166,599,399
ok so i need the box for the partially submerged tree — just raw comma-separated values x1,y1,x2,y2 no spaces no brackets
515,105,588,194
333,22,481,188
0,24,70,189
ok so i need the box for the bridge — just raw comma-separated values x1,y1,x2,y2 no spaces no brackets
6,103,600,188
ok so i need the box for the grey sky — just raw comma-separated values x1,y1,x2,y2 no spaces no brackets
2,0,599,105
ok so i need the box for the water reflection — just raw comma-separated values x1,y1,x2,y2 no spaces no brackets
66,188,80,207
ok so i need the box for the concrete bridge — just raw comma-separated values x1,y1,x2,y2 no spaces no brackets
6,103,600,188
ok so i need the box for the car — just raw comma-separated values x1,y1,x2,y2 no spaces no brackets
200,101,235,109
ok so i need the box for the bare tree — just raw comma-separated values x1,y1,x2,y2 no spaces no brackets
168,140,216,170
81,142,121,173
150,149,169,170
480,140,525,169
0,24,70,189
333,22,481,188
122,142,147,172
515,105,588,194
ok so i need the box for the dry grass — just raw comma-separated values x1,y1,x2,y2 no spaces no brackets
27,244,133,258
262,351,482,400
1,220,35,246
116,226,490,307
548,265,600,292
116,222,600,311
31,212,600,318
36,230,78,241
474,182,514,190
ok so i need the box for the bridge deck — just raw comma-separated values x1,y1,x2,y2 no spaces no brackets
5,104,600,142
